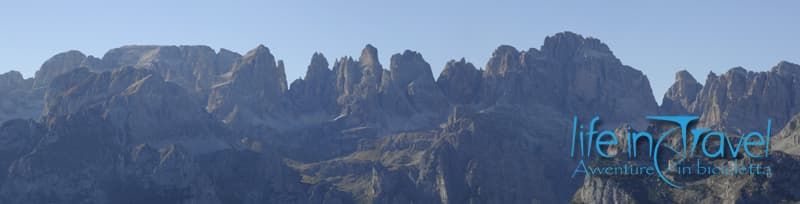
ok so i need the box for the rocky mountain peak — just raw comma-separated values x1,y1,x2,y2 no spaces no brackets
357,45,384,94
333,45,384,102
102,45,165,68
478,34,656,128
359,44,380,68
660,70,703,114
437,58,482,104
0,71,26,91
42,66,228,151
100,45,231,94
378,49,447,119
287,52,337,114
79,55,109,71
675,70,698,84
484,45,521,76
207,45,289,130
0,70,40,123
304,53,332,82
541,31,615,62
689,61,800,132
238,45,277,64
228,44,286,92
309,53,329,71
332,56,361,97
0,70,23,80
32,50,87,88
43,67,161,117
389,50,435,87
772,60,800,77
215,48,241,75
245,44,271,59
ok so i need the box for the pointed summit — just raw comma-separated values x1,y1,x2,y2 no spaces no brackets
359,44,380,69
287,52,337,114
208,44,289,128
230,45,281,83
485,45,521,76
355,44,383,95
305,53,332,82
309,52,329,71
242,44,273,60
255,44,269,51
675,70,698,84
661,69,702,114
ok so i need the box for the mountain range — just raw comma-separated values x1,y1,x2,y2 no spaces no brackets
0,31,798,203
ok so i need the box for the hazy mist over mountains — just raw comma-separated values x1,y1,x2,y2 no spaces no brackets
0,31,799,203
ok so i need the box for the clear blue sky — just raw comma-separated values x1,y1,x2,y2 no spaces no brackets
1,0,798,102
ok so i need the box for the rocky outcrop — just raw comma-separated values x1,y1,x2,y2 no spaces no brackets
0,71,28,93
79,55,109,72
0,119,44,185
329,45,449,130
381,50,447,114
423,107,581,203
102,45,239,94
330,45,386,127
44,67,230,152
660,70,702,114
207,45,289,131
0,71,41,123
676,61,800,132
437,59,482,104
775,113,800,155
480,32,657,128
572,176,639,204
287,53,337,114
32,50,87,88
